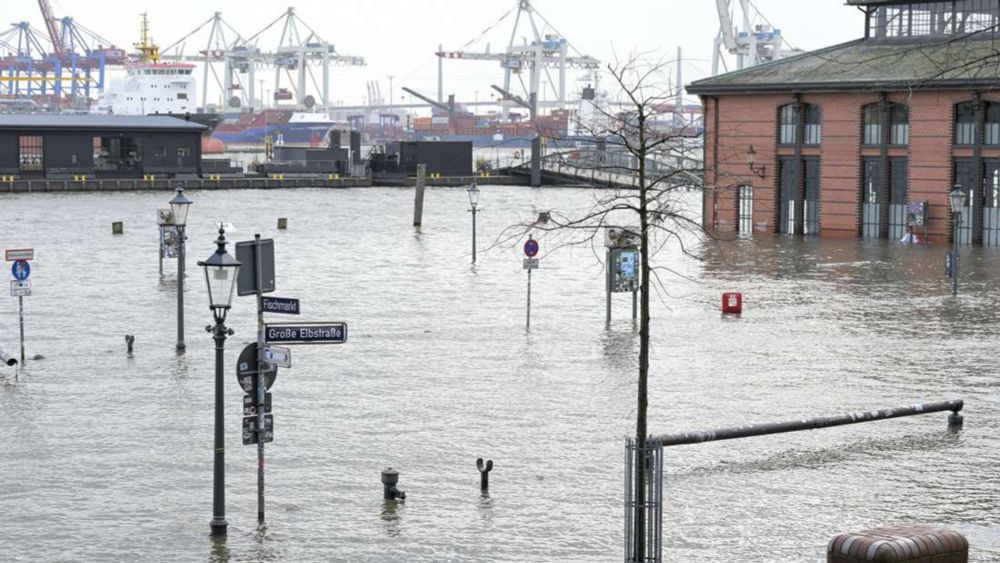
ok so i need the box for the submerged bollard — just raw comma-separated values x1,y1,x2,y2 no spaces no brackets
125,335,135,355
828,525,968,562
476,458,493,491
112,221,124,235
381,467,405,500
277,218,288,230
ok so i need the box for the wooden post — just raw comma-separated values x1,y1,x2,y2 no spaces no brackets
414,163,426,227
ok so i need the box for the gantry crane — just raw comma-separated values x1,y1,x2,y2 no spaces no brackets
712,0,798,75
435,0,599,113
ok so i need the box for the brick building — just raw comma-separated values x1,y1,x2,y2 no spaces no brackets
689,0,1000,244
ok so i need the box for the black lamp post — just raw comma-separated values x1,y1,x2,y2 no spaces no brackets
198,225,241,537
746,145,766,179
949,184,967,296
169,185,192,351
467,182,480,264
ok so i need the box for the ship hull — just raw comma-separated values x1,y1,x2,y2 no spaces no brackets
214,123,333,145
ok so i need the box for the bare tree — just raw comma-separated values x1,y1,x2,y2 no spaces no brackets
498,52,714,560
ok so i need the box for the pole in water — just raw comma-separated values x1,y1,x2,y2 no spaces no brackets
526,268,532,330
605,248,612,326
18,295,25,364
414,163,426,227
125,334,135,355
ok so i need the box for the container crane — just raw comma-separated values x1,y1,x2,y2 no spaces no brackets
712,0,798,75
435,0,599,113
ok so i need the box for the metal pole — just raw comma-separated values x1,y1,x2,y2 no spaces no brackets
159,227,164,276
632,286,637,321
526,268,532,330
18,295,24,364
177,225,186,351
471,206,478,265
651,399,964,447
606,248,612,326
210,314,228,536
952,212,960,296
254,234,266,525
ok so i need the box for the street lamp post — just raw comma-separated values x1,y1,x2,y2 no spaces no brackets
169,186,192,352
467,183,480,264
949,184,967,296
198,225,242,538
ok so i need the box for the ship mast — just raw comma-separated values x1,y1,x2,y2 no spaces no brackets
135,13,160,63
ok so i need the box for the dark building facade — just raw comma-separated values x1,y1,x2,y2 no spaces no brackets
0,115,204,179
689,0,1000,245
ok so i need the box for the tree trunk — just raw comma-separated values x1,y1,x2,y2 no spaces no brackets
633,124,651,561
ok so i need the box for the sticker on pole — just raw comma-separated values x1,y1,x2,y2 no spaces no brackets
524,238,539,258
11,260,30,281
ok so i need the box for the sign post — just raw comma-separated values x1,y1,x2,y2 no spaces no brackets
7,250,32,364
523,236,539,330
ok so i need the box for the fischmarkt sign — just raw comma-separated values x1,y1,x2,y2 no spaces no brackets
264,322,347,345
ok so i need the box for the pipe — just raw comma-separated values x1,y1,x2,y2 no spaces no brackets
651,400,964,447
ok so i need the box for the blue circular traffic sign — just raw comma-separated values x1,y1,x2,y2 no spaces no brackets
524,238,539,258
11,260,29,281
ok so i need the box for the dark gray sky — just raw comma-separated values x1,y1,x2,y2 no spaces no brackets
11,1,864,107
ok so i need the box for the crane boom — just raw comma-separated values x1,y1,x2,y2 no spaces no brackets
37,0,65,60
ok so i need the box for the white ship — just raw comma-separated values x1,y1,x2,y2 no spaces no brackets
92,14,196,116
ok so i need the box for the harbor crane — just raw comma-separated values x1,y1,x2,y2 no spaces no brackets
435,0,600,113
0,0,125,100
162,7,365,111
712,0,798,75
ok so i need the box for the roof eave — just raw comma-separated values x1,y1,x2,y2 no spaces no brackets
688,78,1000,96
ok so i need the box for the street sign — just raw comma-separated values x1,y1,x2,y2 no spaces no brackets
263,345,292,368
5,249,33,261
243,393,272,416
523,258,539,270
235,238,276,296
264,322,347,345
524,238,539,258
11,260,30,281
236,342,278,391
243,414,274,445
10,280,30,297
262,296,300,315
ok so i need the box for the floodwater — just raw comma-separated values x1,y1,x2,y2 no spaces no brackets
0,186,998,562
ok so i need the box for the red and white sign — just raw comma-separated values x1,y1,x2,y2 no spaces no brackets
5,248,33,261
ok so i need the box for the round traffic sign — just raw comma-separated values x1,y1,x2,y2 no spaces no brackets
236,343,278,392
11,260,30,281
524,238,539,258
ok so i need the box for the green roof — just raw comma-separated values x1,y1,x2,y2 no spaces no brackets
687,36,1000,95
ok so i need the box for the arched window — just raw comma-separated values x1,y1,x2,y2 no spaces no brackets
889,103,909,145
778,103,822,145
778,104,796,144
802,104,821,145
985,102,1000,146
862,103,881,145
955,102,976,145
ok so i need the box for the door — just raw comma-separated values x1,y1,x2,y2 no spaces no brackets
861,159,881,238
803,158,820,235
778,158,796,234
888,158,909,240
738,185,753,235
955,159,975,245
984,160,1000,245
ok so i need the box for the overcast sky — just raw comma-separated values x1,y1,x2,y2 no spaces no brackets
10,0,865,108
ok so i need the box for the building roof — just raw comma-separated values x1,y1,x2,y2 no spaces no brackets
0,114,207,132
687,36,1000,95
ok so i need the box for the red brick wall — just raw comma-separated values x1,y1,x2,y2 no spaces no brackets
702,89,1000,243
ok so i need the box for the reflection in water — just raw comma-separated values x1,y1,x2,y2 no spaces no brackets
208,537,230,563
381,500,404,537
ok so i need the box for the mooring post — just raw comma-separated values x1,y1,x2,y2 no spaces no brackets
381,467,406,500
414,163,426,227
476,458,493,491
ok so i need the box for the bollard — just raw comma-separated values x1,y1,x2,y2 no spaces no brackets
381,467,406,500
828,525,968,562
125,334,134,355
949,410,964,429
112,221,124,235
277,218,288,230
476,458,493,491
